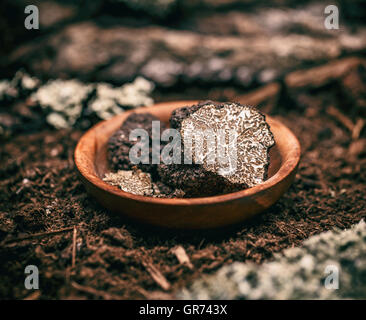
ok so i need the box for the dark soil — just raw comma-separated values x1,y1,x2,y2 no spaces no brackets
1,66,365,299
0,0,365,300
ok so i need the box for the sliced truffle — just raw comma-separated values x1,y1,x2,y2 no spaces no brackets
158,101,275,196
103,169,155,196
108,112,168,177
103,168,185,198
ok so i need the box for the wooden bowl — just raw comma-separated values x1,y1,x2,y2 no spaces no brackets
74,101,301,229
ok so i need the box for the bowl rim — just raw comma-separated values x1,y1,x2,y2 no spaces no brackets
74,101,301,206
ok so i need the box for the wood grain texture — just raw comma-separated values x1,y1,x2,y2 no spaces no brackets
74,101,301,229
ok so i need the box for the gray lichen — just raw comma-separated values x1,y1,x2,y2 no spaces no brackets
0,71,39,102
180,220,366,300
0,80,17,101
12,70,40,92
31,79,93,129
88,77,154,120
3,73,154,129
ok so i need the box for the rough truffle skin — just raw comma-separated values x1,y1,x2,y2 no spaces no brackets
158,100,275,197
169,103,202,130
107,112,184,198
157,163,244,197
108,113,167,177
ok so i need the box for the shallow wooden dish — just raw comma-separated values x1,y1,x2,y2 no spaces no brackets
74,101,301,229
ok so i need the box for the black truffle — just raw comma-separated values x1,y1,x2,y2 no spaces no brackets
108,112,168,178
107,112,185,198
158,101,275,196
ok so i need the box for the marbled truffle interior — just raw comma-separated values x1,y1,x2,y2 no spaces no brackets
106,101,275,197
180,102,274,187
158,101,275,196
103,169,155,196
103,168,185,198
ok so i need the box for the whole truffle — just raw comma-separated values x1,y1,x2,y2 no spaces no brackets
108,112,168,177
158,101,275,196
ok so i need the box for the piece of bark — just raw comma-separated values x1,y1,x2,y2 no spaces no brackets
285,57,362,89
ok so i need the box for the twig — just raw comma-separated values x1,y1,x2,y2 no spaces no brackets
326,106,354,133
315,167,328,191
198,238,205,250
40,172,52,185
23,291,41,300
71,281,122,300
142,261,171,291
72,226,77,269
172,246,193,270
2,227,74,244
352,118,365,140
327,106,364,140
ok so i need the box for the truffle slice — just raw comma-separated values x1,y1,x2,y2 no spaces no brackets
158,101,275,196
103,169,155,196
103,168,185,198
